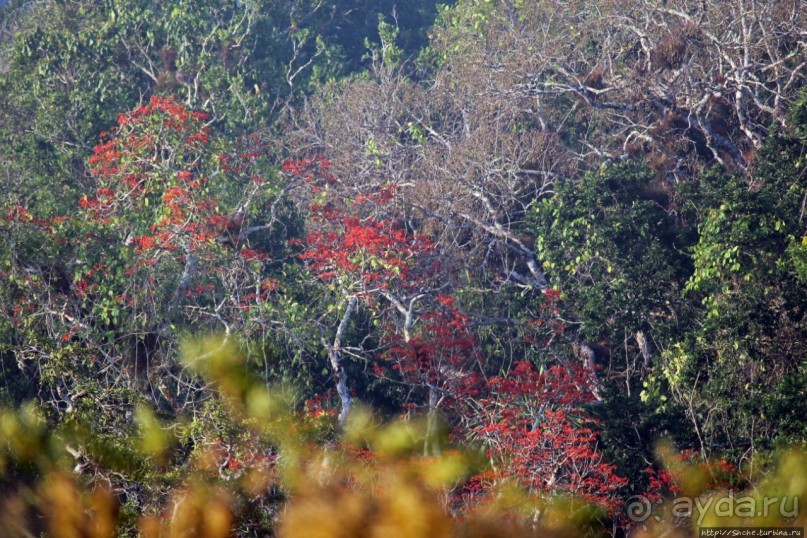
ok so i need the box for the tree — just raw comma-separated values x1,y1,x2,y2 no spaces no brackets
0,0,449,225
287,0,804,314
0,0,276,217
377,295,480,454
293,173,447,427
648,98,807,459
429,0,804,175
456,359,628,515
530,161,692,381
1,96,294,416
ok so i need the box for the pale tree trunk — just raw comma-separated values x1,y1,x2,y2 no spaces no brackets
424,384,443,456
577,342,604,402
382,292,444,455
636,330,652,369
323,296,358,428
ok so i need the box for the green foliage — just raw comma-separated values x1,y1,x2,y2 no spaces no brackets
633,93,807,459
529,129,806,466
532,161,689,346
367,15,404,70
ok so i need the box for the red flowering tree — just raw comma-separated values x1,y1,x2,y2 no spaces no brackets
289,164,456,427
376,296,480,454
4,96,297,408
290,161,563,457
74,96,285,340
455,359,627,514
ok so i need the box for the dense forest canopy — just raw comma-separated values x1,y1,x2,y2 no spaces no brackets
0,0,805,536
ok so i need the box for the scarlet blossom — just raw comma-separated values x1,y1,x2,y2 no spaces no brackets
132,235,156,252
5,205,32,222
240,248,269,261
132,104,152,116
261,278,279,293
452,360,627,514
544,288,561,303
185,130,209,145
149,95,189,121
163,187,188,204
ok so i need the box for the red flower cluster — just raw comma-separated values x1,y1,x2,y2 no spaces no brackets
302,204,433,288
380,300,479,391
454,359,627,513
352,184,398,206
239,248,269,262
117,95,196,127
281,155,335,185
5,205,32,222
